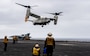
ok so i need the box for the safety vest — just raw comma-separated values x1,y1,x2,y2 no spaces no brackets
46,37,54,45
3,39,8,43
33,47,40,55
13,36,18,41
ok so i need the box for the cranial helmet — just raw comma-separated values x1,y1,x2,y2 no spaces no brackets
35,44,39,47
47,32,52,36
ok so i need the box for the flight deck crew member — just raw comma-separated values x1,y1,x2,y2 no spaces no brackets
13,36,18,44
32,43,41,56
3,36,8,51
44,33,55,56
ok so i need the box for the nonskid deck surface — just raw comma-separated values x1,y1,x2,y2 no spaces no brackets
0,40,90,56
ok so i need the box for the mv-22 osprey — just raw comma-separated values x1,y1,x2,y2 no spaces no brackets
16,3,63,27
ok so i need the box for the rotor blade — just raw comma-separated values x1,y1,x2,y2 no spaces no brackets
59,12,63,13
59,12,63,14
16,3,28,8
48,12,63,15
31,5,38,7
49,13,55,15
58,12,63,16
47,12,56,15
46,12,55,15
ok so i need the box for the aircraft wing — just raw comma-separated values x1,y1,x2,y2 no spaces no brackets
9,35,23,38
10,36,18,37
30,12,41,19
47,18,55,21
26,20,34,22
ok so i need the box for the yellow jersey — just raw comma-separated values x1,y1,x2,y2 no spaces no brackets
46,37,54,45
33,47,40,55
3,39,8,43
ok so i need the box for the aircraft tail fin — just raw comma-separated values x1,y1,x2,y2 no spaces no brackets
54,15,58,25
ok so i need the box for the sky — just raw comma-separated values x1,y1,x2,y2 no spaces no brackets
0,0,90,40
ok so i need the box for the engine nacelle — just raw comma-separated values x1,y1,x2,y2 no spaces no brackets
54,15,58,25
25,8,30,22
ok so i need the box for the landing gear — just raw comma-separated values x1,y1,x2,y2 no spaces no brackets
42,25,43,27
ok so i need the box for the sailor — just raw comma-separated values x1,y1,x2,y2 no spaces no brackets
32,43,41,56
44,33,55,56
13,36,18,44
3,36,8,51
